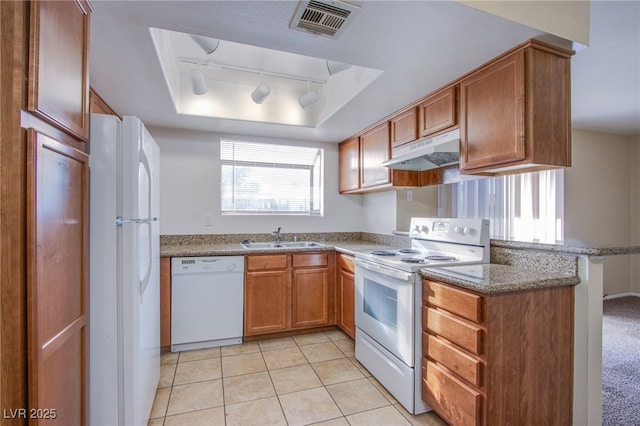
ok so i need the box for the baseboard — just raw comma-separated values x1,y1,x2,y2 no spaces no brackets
603,292,640,300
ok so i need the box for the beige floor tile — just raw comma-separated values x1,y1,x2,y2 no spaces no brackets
349,356,372,377
166,379,224,416
324,330,350,342
161,351,179,365
300,342,345,363
221,352,266,377
326,378,390,416
311,358,364,385
223,371,275,405
293,332,330,346
147,418,163,426
368,376,398,404
394,404,448,426
149,387,170,419
279,387,343,426
221,341,260,356
346,405,411,426
173,357,222,385
178,346,221,363
269,364,323,394
159,363,177,388
262,346,308,370
224,396,287,426
310,417,350,426
258,336,297,352
333,338,355,357
163,407,226,426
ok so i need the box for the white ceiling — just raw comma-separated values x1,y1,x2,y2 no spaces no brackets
89,1,640,143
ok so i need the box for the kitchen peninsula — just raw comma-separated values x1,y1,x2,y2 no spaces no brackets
160,231,640,425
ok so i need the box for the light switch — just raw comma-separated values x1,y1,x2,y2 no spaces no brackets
407,190,413,202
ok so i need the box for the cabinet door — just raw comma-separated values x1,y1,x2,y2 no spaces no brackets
292,268,329,328
339,137,360,193
28,0,91,141
390,107,419,148
160,257,171,349
459,51,525,171
244,270,288,335
27,129,89,425
360,122,391,189
419,85,457,137
337,262,355,339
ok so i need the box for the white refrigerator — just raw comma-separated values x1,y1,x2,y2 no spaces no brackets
89,114,161,426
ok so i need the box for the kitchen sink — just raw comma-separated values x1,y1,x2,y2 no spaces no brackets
240,241,325,249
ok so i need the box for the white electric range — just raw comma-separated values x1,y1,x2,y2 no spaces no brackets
353,217,490,414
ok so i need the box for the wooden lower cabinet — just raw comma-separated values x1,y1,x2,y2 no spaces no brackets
244,252,335,337
160,257,171,349
422,279,574,426
336,253,355,339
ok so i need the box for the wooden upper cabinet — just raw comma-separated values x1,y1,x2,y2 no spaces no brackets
28,0,92,142
459,40,572,174
419,85,457,138
360,122,391,189
338,137,360,193
390,107,419,148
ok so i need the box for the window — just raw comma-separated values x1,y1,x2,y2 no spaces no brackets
439,169,564,243
221,139,324,215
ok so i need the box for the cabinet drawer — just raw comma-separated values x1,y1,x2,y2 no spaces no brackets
246,255,287,271
423,361,481,426
337,253,355,274
425,307,482,355
425,333,482,387
424,280,482,322
292,252,328,268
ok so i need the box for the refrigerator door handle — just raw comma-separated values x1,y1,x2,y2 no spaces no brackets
116,217,158,226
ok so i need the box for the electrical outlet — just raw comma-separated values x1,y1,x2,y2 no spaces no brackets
204,214,213,227
407,190,413,202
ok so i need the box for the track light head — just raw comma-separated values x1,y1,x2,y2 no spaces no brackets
251,83,271,104
299,90,319,110
190,68,207,95
190,35,220,54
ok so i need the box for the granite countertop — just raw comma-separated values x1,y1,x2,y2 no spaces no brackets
420,263,580,295
492,239,640,257
160,240,397,258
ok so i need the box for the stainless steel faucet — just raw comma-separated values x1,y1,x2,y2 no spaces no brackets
271,227,282,242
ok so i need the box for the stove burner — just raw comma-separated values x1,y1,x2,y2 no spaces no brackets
371,250,397,256
425,255,456,261
398,248,420,254
401,258,426,264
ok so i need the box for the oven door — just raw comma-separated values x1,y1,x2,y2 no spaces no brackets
354,257,415,367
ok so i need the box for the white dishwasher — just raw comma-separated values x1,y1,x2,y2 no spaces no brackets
171,256,244,352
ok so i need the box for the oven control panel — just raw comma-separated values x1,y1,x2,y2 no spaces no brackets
409,218,490,245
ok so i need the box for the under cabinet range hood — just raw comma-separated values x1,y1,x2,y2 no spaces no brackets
382,128,460,171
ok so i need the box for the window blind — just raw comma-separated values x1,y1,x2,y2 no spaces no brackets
220,139,324,215
440,169,564,243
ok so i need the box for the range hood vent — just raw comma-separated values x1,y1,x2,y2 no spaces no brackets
382,128,461,171
290,0,360,38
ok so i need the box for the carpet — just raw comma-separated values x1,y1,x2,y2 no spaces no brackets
602,296,640,426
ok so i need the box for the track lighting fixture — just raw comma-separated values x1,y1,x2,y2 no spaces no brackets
299,81,319,109
251,82,271,104
190,68,207,95
190,35,220,54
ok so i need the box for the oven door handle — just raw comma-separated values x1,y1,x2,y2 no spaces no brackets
354,257,415,283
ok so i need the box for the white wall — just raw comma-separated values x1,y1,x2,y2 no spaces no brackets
396,187,439,232
565,129,638,296
360,191,397,234
151,127,363,235
631,135,640,294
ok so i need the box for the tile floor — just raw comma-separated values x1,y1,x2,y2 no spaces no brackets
149,330,447,426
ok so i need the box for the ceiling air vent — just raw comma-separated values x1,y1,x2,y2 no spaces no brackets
290,0,361,38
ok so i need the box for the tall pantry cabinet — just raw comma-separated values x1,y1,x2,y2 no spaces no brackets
0,1,92,424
